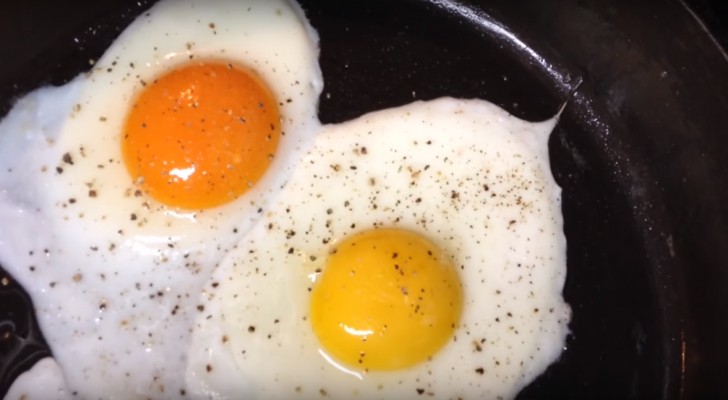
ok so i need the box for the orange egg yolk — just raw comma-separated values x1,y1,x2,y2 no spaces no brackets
310,228,463,371
122,62,280,209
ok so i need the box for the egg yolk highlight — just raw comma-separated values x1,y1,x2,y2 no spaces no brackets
310,228,463,372
122,62,280,209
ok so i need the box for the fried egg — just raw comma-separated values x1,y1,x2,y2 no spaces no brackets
187,98,570,399
4,358,70,400
0,0,322,398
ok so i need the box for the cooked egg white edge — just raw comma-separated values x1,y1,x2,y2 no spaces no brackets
0,0,323,398
4,358,72,400
186,97,570,400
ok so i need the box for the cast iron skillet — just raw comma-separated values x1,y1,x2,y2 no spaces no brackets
1,0,727,398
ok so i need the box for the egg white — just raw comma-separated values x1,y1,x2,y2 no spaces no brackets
187,98,570,399
4,358,70,400
0,0,322,398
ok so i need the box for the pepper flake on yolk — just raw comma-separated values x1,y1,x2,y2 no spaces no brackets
310,228,463,372
122,61,281,209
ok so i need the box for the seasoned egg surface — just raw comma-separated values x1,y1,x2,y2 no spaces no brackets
187,98,570,400
0,0,322,398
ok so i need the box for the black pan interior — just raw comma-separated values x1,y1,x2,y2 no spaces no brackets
1,0,728,398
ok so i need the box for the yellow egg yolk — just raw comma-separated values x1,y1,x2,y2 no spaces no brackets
310,228,463,372
122,62,280,209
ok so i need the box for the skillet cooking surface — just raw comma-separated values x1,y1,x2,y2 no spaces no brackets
1,0,728,398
